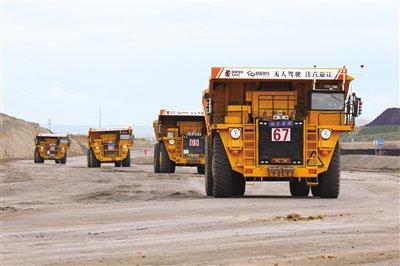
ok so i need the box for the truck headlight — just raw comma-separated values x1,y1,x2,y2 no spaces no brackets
320,129,332,140
40,147,44,150
230,128,241,139
123,144,127,149
169,139,175,145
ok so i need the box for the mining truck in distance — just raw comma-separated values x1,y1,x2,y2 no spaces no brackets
153,110,206,174
202,66,362,198
87,127,134,168
34,133,70,164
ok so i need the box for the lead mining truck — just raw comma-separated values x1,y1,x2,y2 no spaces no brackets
87,127,134,168
34,133,70,164
202,66,362,198
153,110,206,174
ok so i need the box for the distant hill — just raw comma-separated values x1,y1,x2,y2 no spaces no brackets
366,108,400,126
341,107,400,142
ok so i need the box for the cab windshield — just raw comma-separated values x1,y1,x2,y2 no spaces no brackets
311,91,344,111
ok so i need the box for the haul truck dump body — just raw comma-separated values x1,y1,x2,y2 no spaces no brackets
202,67,362,198
87,127,134,167
153,110,206,174
34,133,70,164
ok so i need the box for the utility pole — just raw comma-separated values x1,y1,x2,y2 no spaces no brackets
47,119,52,132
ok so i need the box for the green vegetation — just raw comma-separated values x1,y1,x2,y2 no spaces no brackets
340,125,400,142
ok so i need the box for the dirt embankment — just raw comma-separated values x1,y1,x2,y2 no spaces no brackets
0,113,88,160
341,141,400,150
0,113,51,160
68,134,89,157
341,155,399,172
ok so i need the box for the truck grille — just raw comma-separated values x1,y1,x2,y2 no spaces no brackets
182,135,205,155
258,120,303,165
104,143,118,157
46,144,58,155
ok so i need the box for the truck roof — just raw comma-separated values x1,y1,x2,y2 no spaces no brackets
37,133,68,138
159,110,204,117
210,67,353,81
89,127,132,132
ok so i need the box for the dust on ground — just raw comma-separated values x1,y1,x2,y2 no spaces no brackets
1,156,399,265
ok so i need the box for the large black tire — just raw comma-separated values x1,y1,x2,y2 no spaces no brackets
317,145,341,198
197,165,205,174
232,171,246,197
212,134,233,197
87,148,101,168
60,152,67,164
87,149,92,167
115,162,122,167
121,150,131,167
160,142,175,173
55,160,60,164
154,143,161,173
204,136,214,196
289,179,310,197
34,148,44,163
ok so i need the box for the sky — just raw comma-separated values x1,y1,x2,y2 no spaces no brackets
1,0,399,130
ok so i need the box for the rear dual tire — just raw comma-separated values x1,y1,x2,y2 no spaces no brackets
289,179,310,197
197,165,205,174
290,145,340,198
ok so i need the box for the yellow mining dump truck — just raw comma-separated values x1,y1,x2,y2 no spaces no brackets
34,133,70,164
202,67,362,198
153,110,206,174
87,127,134,168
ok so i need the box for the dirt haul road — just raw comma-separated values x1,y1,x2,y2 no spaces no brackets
1,156,399,265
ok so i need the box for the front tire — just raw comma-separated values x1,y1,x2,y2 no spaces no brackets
317,145,341,198
154,143,161,173
34,148,44,163
204,136,214,196
212,134,233,197
87,148,101,168
60,152,67,164
232,171,246,197
160,142,175,173
289,179,310,197
121,150,131,167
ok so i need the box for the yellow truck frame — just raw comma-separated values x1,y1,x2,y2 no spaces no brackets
87,127,134,168
34,133,70,164
202,66,362,198
153,110,206,174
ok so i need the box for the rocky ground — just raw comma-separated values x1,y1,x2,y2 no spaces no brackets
1,156,399,265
